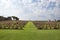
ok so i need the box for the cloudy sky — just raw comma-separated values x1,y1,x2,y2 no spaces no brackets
0,0,60,20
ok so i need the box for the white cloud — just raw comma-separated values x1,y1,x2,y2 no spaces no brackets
0,0,60,20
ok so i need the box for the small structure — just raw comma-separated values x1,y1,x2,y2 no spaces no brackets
11,16,19,20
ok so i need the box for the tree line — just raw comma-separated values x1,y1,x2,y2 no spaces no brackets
0,16,19,21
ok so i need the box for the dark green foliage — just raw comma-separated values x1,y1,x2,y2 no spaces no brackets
0,16,19,21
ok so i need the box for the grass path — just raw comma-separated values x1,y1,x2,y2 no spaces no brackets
0,22,60,40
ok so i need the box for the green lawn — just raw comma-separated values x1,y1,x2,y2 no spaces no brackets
0,22,60,40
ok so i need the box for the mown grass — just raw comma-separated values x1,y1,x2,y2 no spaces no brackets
0,22,60,40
